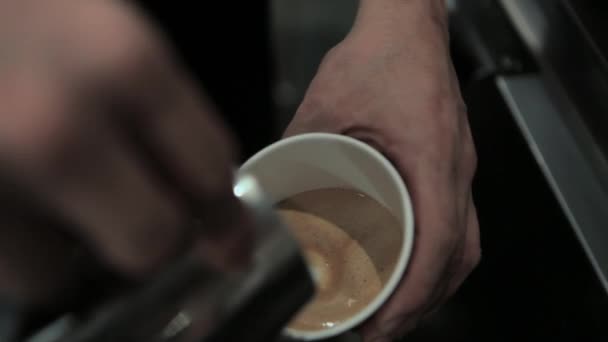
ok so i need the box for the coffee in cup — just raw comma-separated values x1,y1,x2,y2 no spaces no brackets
277,188,403,331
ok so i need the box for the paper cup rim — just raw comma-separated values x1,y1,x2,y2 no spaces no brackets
240,133,415,340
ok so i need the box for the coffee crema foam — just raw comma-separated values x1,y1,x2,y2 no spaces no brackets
277,188,403,332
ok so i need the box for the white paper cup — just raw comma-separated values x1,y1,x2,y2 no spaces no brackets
238,133,414,340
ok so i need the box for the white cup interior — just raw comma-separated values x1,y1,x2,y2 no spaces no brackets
238,133,414,340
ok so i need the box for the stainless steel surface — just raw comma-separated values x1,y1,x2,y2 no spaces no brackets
452,0,608,297
1,304,19,342
495,0,608,295
497,75,608,293
499,0,608,176
14,176,314,342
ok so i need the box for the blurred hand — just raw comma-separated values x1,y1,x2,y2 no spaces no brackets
285,1,480,340
0,0,248,306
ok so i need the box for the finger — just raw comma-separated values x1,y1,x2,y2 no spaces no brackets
106,41,252,268
0,57,94,304
283,90,343,138
67,0,239,205
42,127,186,277
120,56,239,223
133,87,252,269
0,95,185,277
64,2,252,268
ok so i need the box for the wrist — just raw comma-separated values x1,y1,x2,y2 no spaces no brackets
349,0,448,54
355,0,447,28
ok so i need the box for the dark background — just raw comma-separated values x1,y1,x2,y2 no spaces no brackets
140,2,277,160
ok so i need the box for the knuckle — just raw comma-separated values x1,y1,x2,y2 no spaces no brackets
292,95,355,138
295,95,329,122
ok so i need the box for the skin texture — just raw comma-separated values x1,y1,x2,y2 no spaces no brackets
0,0,479,341
0,0,250,305
285,1,480,340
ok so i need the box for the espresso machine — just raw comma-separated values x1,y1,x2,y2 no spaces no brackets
0,175,315,342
